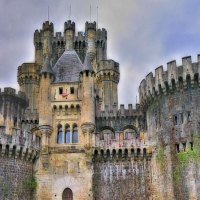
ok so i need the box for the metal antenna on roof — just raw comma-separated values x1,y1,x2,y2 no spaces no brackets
69,5,71,20
97,5,99,29
90,4,92,22
136,96,137,104
48,6,50,21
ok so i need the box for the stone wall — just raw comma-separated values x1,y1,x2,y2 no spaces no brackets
146,88,200,200
93,157,151,200
0,157,34,200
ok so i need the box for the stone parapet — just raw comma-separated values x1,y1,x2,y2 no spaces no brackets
139,55,200,106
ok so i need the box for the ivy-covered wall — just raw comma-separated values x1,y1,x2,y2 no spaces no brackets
146,89,200,200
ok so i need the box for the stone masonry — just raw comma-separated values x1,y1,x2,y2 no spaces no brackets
0,18,200,200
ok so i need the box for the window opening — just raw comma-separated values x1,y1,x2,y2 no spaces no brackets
59,87,63,94
65,125,70,144
72,126,78,143
70,87,74,94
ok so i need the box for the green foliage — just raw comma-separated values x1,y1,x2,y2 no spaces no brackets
177,149,199,166
148,99,158,112
172,166,181,185
24,176,37,191
173,136,200,185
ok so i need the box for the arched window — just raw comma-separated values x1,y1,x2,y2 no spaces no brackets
72,125,78,143
62,188,73,200
57,124,63,144
65,124,70,144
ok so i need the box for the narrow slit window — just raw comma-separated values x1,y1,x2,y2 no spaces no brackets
175,144,180,153
173,115,178,125
187,111,191,122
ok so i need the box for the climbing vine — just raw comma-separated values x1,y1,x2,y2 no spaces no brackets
173,137,200,185
24,176,37,191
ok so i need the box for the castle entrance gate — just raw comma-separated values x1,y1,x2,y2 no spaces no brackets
62,188,73,200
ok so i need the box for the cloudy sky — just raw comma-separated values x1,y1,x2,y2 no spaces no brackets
1,0,200,106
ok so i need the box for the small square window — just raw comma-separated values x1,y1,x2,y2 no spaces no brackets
59,87,63,94
70,87,74,94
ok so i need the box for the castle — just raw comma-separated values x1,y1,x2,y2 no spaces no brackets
0,19,200,200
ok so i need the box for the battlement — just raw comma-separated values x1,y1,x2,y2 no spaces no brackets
0,87,27,101
97,60,119,72
34,29,42,43
42,21,54,32
96,60,120,83
96,104,142,118
96,28,107,40
64,20,75,32
75,32,85,41
139,54,200,104
93,146,152,161
0,127,40,161
17,63,40,87
85,21,96,31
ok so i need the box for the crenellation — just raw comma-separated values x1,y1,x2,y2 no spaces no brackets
3,17,200,200
85,21,96,31
42,21,54,32
64,20,75,31
155,66,164,94
96,28,107,40
139,54,200,105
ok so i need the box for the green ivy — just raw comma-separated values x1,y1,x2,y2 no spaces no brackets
177,149,199,166
172,166,181,185
173,136,200,185
148,99,158,112
24,176,37,191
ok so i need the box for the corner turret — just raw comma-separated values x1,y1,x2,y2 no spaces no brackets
96,60,120,110
85,21,96,69
64,20,75,50
42,21,54,57
39,56,54,127
80,53,95,148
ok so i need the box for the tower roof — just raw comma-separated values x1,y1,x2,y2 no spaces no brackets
40,56,54,75
53,50,83,83
83,53,93,71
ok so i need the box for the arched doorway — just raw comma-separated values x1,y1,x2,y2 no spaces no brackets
62,188,73,200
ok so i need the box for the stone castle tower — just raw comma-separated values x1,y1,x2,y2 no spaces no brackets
0,19,200,200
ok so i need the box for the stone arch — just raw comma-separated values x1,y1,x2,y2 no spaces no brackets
99,126,115,140
72,124,78,143
57,124,63,144
65,124,70,144
62,188,73,200
123,125,137,140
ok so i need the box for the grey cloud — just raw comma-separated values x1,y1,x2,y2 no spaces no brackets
1,0,200,105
